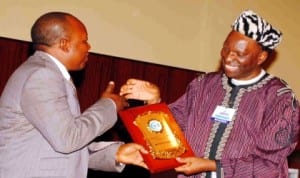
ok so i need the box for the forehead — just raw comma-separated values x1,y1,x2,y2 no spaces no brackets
66,16,88,37
224,31,260,51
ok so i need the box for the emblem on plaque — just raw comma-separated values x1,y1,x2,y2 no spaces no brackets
134,111,186,159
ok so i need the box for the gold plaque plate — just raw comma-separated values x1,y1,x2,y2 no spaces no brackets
134,111,186,159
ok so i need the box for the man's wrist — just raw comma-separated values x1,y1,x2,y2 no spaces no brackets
115,151,125,167
146,97,161,105
115,160,125,167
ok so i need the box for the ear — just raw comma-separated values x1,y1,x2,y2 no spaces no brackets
59,38,69,52
257,51,268,65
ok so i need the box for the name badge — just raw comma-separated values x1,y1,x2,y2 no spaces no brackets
211,105,236,123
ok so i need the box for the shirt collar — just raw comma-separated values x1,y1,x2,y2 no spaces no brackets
42,52,71,81
231,69,266,86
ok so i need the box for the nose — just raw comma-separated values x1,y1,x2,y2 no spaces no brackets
226,51,237,60
87,42,91,50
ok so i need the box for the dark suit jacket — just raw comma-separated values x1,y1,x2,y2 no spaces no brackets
0,51,123,178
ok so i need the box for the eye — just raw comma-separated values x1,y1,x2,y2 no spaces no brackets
221,46,230,55
237,52,244,57
237,51,250,58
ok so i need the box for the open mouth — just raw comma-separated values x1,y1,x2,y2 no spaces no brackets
225,64,239,70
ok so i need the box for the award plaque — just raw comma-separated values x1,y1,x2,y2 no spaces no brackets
118,103,194,173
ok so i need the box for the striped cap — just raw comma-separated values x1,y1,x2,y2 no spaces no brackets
232,10,282,50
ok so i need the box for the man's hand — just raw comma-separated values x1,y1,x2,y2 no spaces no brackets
101,81,128,111
120,78,161,104
115,143,149,169
174,157,216,175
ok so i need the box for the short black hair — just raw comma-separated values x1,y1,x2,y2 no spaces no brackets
30,12,72,49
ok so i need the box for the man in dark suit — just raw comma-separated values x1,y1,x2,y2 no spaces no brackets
0,11,148,178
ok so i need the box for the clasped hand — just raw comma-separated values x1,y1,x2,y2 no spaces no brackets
101,81,128,111
119,78,161,104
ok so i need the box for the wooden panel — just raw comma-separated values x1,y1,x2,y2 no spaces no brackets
0,37,33,92
0,37,201,110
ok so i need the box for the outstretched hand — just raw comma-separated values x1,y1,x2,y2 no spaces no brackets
120,78,161,104
116,143,149,169
174,157,216,175
101,81,128,111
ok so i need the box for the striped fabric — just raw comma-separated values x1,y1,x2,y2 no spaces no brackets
232,10,282,50
169,72,299,178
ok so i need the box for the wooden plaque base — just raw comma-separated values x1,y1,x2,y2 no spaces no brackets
118,103,194,173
